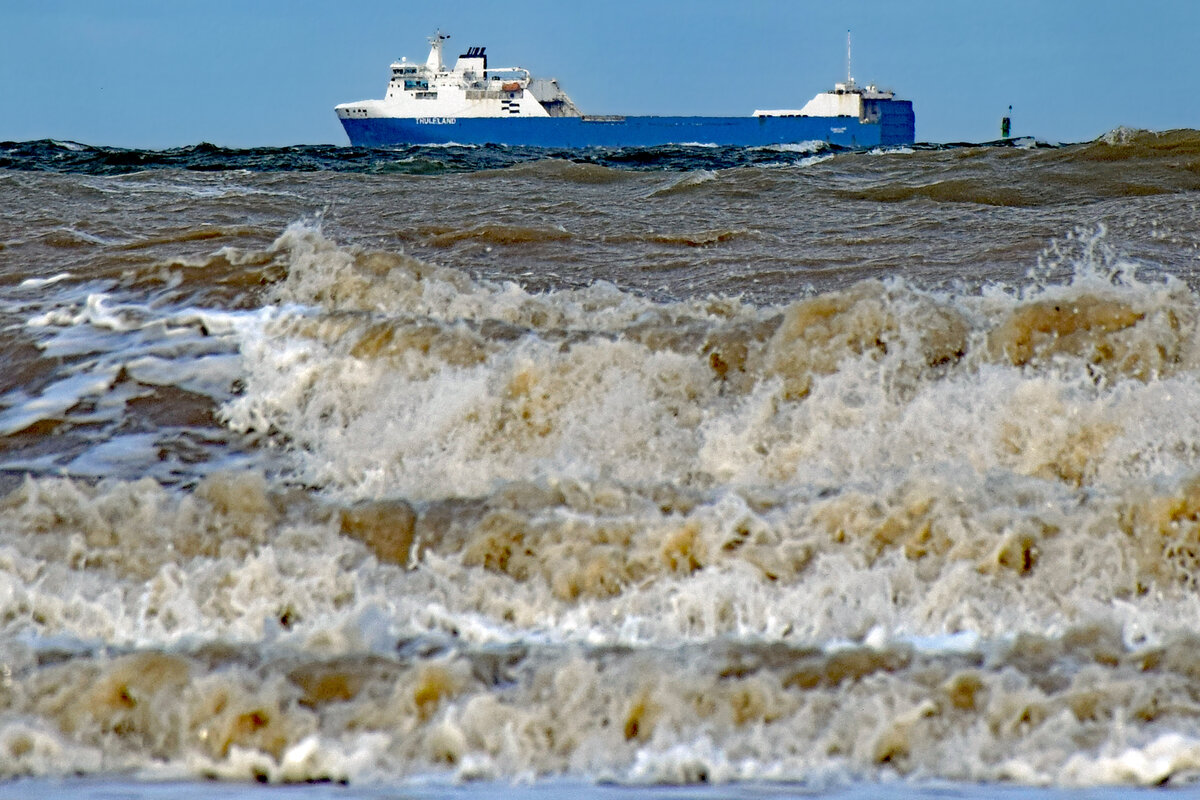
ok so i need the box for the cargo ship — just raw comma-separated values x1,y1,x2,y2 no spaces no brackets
335,32,915,149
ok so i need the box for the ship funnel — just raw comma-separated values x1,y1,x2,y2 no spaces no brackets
454,45,487,78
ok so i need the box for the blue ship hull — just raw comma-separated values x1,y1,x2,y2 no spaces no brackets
340,104,915,149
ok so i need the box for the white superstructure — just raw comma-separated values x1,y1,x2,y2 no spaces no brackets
753,32,897,122
335,32,580,122
753,79,899,121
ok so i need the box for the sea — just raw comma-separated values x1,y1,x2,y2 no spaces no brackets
1,130,1200,799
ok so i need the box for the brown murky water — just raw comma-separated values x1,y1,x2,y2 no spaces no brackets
1,131,1200,790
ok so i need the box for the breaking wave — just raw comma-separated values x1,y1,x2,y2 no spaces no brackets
6,128,1200,790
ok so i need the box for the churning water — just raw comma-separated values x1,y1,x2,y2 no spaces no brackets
2,131,1200,793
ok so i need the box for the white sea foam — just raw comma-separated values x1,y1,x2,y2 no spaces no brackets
752,140,827,154
202,226,1200,647
647,169,719,197
795,153,834,167
16,273,73,290
0,367,121,435
28,293,141,332
1061,734,1200,785
124,353,243,397
9,220,1200,787
64,433,168,477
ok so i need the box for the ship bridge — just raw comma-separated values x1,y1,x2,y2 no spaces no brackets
335,31,580,122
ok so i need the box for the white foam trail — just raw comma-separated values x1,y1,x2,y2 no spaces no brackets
752,140,827,154
0,367,120,435
646,170,719,197
796,153,834,167
17,273,73,290
124,353,243,398
28,293,140,332
64,433,163,477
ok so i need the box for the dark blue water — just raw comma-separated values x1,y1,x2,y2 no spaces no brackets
0,138,1027,176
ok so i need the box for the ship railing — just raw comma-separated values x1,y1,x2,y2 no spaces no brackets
483,67,530,80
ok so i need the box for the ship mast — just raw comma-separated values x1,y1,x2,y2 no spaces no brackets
845,29,855,88
426,30,450,72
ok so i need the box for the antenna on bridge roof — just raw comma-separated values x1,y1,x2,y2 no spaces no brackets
846,30,855,88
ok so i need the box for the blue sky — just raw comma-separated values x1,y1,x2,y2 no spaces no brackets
2,0,1197,148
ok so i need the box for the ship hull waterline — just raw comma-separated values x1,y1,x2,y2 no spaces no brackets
339,110,916,149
